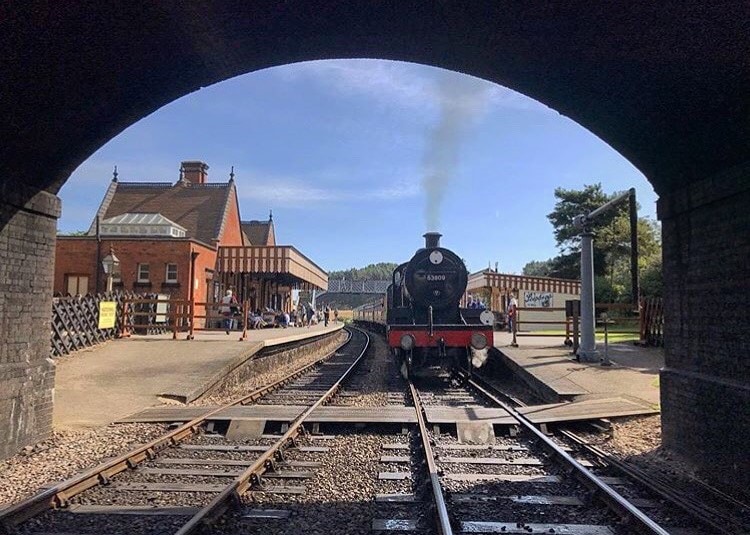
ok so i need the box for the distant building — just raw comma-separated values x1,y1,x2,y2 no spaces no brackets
466,269,581,331
55,161,327,315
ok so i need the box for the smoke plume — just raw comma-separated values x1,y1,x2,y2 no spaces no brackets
423,72,488,231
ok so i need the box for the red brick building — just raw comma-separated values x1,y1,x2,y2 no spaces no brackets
55,161,327,312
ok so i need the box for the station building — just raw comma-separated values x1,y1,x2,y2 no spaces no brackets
467,269,581,331
54,161,327,316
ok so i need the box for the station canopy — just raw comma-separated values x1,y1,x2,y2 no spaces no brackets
467,270,581,295
217,245,328,291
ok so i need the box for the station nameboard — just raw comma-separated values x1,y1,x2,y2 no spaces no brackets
523,291,553,308
98,301,117,329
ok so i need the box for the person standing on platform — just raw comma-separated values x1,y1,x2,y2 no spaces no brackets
507,293,518,333
306,303,314,327
334,307,339,323
220,289,238,335
323,306,330,327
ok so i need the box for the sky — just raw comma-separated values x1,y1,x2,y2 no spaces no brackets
58,59,658,275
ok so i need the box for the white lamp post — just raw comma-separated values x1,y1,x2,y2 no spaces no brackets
101,247,120,293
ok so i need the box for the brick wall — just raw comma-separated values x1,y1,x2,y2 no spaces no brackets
0,186,59,458
658,169,750,492
55,238,217,303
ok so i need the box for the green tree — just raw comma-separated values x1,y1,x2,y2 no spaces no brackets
58,229,88,236
522,258,554,277
525,183,663,301
328,262,399,281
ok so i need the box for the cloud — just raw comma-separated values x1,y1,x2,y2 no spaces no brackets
279,59,552,115
237,170,419,205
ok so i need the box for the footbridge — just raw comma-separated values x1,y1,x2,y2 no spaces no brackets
317,280,389,298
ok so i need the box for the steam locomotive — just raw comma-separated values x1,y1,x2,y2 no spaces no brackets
354,233,494,378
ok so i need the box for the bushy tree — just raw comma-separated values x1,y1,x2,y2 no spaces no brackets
524,183,663,301
522,259,554,277
328,262,399,281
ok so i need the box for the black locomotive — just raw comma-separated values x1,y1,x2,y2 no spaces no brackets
356,233,494,378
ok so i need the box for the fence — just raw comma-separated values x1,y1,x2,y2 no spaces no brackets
50,292,171,357
119,298,252,340
640,297,664,347
513,297,664,348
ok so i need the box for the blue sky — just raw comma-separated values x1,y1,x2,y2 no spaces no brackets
59,59,658,274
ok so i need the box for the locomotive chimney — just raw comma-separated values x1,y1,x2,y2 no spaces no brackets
423,232,442,248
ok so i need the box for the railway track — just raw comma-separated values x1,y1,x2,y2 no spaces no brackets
401,370,740,535
2,326,743,534
467,372,744,535
1,326,370,535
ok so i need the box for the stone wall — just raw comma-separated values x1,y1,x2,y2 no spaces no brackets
658,170,750,492
0,185,60,459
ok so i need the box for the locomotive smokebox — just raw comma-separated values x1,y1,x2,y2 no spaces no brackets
423,232,442,248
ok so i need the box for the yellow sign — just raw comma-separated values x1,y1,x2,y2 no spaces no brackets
98,301,117,329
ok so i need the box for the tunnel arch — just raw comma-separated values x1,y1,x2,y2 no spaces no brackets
1,2,748,199
1,2,749,492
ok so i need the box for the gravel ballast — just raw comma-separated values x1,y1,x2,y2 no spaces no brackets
0,423,167,506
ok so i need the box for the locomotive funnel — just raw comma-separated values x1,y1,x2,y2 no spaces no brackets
423,232,442,248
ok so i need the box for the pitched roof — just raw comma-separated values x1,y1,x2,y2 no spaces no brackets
91,181,234,245
241,219,275,246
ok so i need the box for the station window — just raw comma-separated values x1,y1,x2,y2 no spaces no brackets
66,274,88,296
165,263,178,283
137,263,150,282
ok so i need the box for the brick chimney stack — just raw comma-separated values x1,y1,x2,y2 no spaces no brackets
181,161,209,184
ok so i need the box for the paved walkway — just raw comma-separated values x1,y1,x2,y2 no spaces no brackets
54,323,343,429
493,332,663,408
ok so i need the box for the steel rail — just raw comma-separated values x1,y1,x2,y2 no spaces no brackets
175,327,370,535
470,371,744,534
560,429,743,535
408,382,454,535
0,329,350,530
467,377,671,535
472,374,742,535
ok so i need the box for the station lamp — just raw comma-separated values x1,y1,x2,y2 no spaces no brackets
101,247,120,293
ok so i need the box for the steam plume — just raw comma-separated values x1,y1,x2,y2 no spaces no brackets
423,72,488,230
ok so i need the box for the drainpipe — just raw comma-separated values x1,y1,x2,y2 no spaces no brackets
95,216,101,294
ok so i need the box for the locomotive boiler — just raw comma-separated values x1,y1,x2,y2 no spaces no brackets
372,232,494,378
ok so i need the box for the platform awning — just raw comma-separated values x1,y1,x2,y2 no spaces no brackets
467,271,580,295
217,246,327,290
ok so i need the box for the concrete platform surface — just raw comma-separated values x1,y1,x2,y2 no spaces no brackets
493,332,663,407
53,323,343,429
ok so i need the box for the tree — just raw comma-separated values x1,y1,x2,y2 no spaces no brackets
58,229,88,236
547,183,631,277
328,262,399,281
522,259,553,277
524,183,663,301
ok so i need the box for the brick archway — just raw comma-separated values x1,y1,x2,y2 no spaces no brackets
1,2,748,490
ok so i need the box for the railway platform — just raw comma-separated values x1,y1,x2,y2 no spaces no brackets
493,332,662,407
53,323,344,430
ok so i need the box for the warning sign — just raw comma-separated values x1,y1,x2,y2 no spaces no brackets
98,301,117,329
